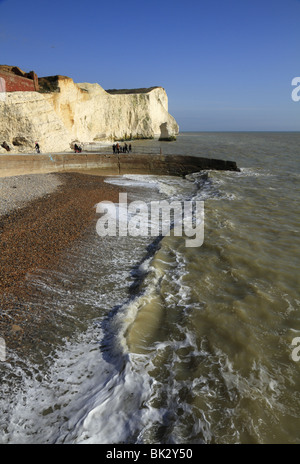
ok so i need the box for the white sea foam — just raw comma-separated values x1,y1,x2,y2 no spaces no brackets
0,333,155,444
105,174,198,199
104,175,159,190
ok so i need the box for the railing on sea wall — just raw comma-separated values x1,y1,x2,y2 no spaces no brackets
82,145,162,155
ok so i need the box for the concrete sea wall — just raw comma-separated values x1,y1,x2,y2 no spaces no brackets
0,153,239,178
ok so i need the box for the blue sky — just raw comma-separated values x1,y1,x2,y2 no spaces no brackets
1,0,300,131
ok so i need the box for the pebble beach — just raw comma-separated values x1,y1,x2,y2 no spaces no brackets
0,171,122,352
0,173,62,217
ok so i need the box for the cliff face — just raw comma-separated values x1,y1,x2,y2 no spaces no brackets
0,75,179,153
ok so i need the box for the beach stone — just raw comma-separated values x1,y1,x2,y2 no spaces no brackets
11,324,23,334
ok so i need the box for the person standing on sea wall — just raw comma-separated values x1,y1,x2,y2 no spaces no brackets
35,142,40,153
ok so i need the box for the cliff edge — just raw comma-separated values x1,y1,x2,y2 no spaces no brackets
0,71,179,153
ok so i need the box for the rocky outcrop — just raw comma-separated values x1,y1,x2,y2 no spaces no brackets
159,122,177,141
0,74,179,153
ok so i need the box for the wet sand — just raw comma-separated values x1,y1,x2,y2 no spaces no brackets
0,171,122,352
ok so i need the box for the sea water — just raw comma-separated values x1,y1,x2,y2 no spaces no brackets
0,132,299,444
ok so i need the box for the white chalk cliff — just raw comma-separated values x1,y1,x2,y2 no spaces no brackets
0,75,179,153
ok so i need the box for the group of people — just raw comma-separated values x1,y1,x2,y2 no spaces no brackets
112,142,132,154
1,140,133,155
1,141,40,153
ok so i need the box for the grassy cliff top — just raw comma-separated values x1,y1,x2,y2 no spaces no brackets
105,87,162,95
